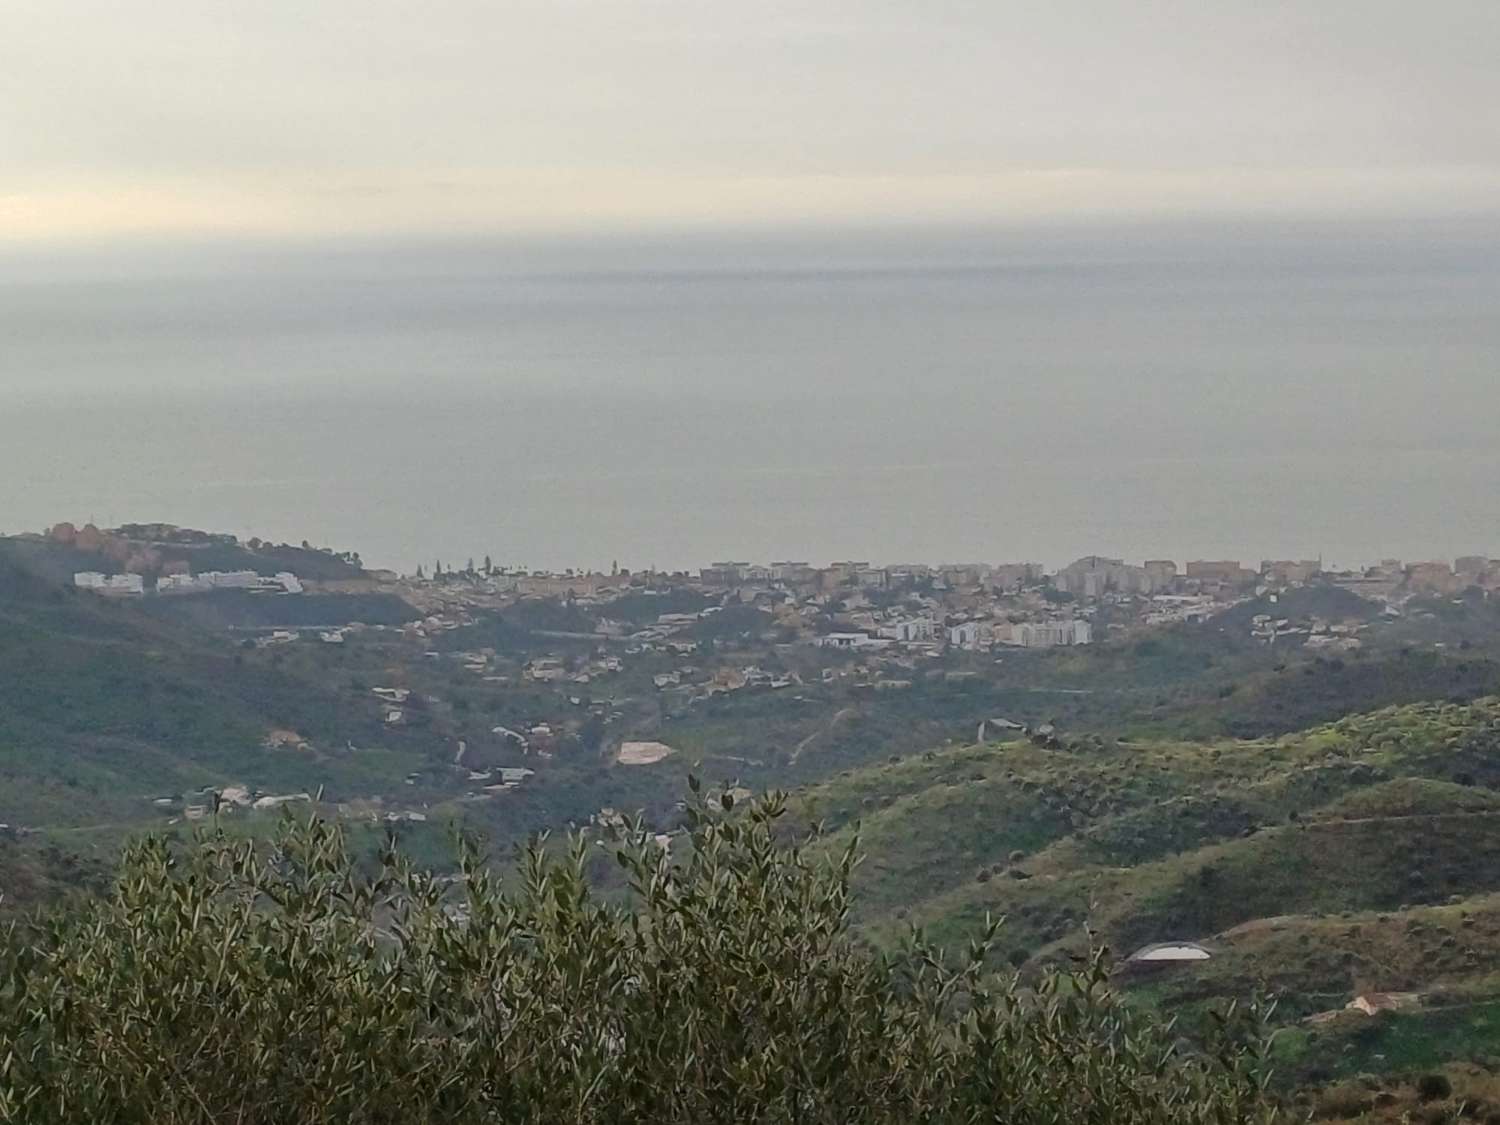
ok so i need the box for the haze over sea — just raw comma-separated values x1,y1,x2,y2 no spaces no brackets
4,218,1498,574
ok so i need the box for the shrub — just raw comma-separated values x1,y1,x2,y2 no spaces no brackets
1417,1072,1454,1102
0,789,1281,1124
1310,1081,1374,1119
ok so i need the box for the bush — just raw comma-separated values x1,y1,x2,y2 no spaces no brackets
1417,1072,1454,1102
0,790,1282,1124
1310,1081,1374,1119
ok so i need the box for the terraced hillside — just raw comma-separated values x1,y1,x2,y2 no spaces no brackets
792,699,1500,1091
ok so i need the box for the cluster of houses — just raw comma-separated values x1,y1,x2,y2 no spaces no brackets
520,653,623,685
105,543,1492,837
693,553,1498,652
74,568,304,597
816,617,1091,651
1327,556,1500,600
155,785,313,823
398,552,1494,680
153,784,444,828
1250,613,1368,650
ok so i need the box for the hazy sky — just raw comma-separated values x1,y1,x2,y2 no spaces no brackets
4,0,1498,241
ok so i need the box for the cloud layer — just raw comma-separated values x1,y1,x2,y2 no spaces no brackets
4,0,1497,239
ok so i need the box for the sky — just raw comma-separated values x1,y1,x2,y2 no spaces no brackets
3,0,1499,242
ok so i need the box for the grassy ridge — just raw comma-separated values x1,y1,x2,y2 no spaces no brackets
792,700,1500,1064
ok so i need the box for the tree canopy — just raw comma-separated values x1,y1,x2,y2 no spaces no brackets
0,790,1278,1124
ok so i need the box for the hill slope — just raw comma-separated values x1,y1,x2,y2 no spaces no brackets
792,699,1500,1065
0,554,437,878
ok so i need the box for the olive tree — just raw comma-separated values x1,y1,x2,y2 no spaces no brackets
0,788,1279,1124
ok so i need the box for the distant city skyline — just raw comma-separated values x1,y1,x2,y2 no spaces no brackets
13,517,1494,585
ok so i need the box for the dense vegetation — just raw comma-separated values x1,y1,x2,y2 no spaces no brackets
0,556,434,831
142,590,418,630
778,699,1500,1118
0,795,1279,1124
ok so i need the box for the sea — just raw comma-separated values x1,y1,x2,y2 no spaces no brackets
2,217,1498,574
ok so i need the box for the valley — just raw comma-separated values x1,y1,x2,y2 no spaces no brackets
4,523,1500,1117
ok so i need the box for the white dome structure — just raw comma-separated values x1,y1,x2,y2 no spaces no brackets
1127,941,1212,963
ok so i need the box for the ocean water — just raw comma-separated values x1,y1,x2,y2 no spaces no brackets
3,220,1498,573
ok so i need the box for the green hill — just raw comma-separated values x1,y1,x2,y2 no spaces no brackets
790,699,1500,1074
141,589,417,630
0,553,441,907
802,702,1496,925
0,531,368,585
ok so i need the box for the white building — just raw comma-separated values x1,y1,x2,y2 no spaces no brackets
157,573,205,594
74,572,144,597
208,570,260,589
1011,620,1092,647
880,617,936,643
815,632,887,650
948,622,982,650
159,569,300,595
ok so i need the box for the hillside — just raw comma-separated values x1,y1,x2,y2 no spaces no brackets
791,699,1500,1096
140,589,417,630
0,552,448,907
0,529,368,585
